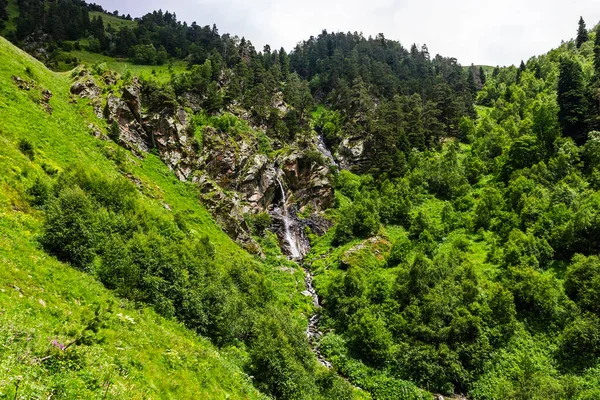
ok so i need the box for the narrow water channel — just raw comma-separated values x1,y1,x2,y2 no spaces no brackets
303,266,332,369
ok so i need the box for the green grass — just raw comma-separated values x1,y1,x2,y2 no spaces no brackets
90,11,137,31
0,35,277,398
70,50,189,83
463,64,496,72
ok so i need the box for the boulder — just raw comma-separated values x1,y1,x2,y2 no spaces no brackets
70,78,101,100
104,94,150,155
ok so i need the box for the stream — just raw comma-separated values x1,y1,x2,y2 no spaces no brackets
303,267,332,368
276,173,331,368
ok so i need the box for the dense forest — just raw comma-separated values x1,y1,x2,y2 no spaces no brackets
4,0,475,170
3,0,600,398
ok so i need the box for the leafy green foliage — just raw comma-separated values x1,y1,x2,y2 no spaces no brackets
306,18,600,397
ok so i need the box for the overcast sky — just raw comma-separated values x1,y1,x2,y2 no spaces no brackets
94,0,600,67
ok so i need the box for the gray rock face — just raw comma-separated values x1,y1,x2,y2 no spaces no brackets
70,79,101,99
145,107,197,181
336,135,368,171
104,93,151,155
83,72,335,256
192,126,334,255
101,78,197,179
194,173,262,255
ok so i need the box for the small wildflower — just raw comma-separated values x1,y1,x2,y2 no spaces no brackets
51,339,66,351
117,313,136,324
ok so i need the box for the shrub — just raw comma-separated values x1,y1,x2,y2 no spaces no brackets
41,186,99,269
28,177,52,207
18,138,35,160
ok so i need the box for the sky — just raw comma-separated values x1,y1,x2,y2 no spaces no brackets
94,0,600,67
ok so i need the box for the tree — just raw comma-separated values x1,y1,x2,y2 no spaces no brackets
0,0,7,21
576,16,588,49
41,186,99,269
558,57,587,145
565,255,600,315
467,67,477,94
479,66,487,86
516,60,526,84
129,44,158,65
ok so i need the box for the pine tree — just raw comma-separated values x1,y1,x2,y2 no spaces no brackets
577,17,588,49
558,57,587,145
467,67,477,94
587,25,600,131
516,60,526,84
479,66,487,86
492,66,500,78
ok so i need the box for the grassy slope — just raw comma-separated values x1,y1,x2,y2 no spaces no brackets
0,35,287,398
70,50,189,84
90,11,137,31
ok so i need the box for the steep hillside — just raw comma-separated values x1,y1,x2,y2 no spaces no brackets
5,0,600,398
0,37,361,399
0,37,267,399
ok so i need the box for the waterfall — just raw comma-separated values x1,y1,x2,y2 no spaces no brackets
276,174,332,368
316,135,338,167
276,176,302,259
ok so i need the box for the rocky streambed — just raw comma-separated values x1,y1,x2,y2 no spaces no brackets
302,267,332,369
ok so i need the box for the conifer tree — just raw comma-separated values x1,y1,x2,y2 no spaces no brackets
577,17,589,49
558,57,587,144
492,66,500,78
516,60,526,83
479,66,486,86
467,67,477,93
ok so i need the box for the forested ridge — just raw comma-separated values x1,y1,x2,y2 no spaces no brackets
2,0,600,399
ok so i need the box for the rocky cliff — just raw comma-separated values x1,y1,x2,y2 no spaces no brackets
72,70,335,257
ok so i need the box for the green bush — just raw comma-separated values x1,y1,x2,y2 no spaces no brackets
41,186,99,269
18,138,35,160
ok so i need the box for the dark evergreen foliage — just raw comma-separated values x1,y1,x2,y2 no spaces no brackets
576,16,588,49
558,57,587,144
0,0,8,21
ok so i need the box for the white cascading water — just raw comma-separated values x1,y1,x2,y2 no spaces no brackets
276,174,332,368
316,135,338,167
276,176,302,259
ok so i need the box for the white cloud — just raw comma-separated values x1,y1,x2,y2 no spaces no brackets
96,0,600,66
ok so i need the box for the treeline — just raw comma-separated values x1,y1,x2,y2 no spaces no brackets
10,1,476,172
293,32,476,175
13,0,91,41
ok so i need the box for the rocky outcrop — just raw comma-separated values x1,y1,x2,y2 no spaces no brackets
145,107,198,181
104,92,151,155
192,125,334,253
101,78,197,179
70,78,100,100
70,70,103,118
336,135,368,171
77,72,336,257
277,149,334,212
194,173,262,255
